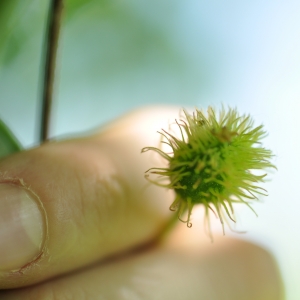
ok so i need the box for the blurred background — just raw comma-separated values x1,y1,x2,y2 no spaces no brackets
0,0,299,298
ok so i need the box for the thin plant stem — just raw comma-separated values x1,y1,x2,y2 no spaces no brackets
39,0,63,143
156,208,187,242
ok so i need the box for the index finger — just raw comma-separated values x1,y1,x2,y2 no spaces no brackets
0,106,178,289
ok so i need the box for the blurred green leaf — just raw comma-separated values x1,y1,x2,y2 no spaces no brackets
0,0,48,67
0,119,22,158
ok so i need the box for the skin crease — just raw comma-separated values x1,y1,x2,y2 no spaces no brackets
0,107,285,299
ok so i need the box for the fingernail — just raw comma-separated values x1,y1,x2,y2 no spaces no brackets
0,183,45,271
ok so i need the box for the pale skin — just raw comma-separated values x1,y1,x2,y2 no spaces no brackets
0,107,284,299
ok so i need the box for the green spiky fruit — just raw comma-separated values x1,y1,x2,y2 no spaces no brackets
142,107,275,232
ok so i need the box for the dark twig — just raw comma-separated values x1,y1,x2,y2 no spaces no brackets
39,0,63,143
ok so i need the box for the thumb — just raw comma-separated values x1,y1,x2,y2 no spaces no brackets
0,106,178,289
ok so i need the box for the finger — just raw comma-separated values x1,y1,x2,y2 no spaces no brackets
0,106,179,289
0,237,284,300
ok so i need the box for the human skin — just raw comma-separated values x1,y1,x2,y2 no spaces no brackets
0,106,284,299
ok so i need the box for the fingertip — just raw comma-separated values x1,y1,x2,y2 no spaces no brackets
0,105,183,288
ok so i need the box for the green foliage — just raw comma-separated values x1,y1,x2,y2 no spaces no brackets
0,119,22,159
0,0,48,67
142,107,275,233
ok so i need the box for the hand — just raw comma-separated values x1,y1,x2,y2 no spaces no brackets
0,107,284,299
